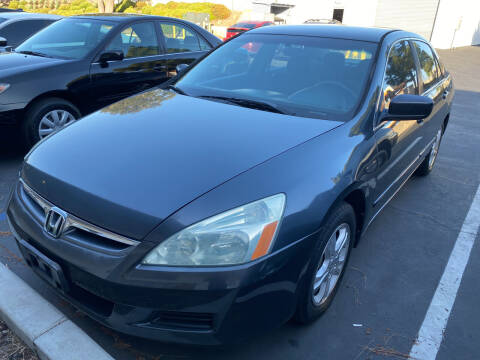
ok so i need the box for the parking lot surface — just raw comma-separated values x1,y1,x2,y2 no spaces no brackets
1,46,479,360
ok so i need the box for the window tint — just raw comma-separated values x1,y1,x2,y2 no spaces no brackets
106,22,159,58
382,41,418,110
0,19,54,47
198,35,211,51
16,18,115,59
161,23,208,53
435,53,445,77
176,34,377,121
413,41,439,92
233,22,257,29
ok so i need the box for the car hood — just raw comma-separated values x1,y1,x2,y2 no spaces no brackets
0,52,64,76
22,89,342,240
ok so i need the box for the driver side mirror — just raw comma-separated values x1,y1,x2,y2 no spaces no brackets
383,94,433,121
176,63,189,73
98,51,124,67
0,37,7,47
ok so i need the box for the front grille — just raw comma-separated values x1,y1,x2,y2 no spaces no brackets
19,179,139,252
150,311,215,331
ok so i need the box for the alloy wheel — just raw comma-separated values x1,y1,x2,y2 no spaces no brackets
312,223,351,306
38,109,76,139
428,129,442,170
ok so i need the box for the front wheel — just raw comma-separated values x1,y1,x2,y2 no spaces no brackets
23,98,80,147
294,202,355,323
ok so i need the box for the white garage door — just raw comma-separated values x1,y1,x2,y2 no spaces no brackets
374,0,440,40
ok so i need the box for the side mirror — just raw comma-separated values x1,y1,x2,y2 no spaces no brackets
383,94,433,121
98,51,124,66
0,37,7,47
176,63,189,73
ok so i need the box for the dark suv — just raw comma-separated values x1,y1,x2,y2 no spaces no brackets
0,14,221,145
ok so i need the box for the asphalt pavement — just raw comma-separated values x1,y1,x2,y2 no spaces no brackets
0,46,479,360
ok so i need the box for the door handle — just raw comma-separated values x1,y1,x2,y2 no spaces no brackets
153,65,167,72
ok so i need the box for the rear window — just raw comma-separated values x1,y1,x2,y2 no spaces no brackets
232,22,257,29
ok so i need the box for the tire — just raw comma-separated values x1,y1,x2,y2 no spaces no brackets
294,202,356,323
415,126,443,177
22,98,81,147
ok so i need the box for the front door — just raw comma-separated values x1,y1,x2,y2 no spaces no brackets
373,40,424,211
89,21,169,110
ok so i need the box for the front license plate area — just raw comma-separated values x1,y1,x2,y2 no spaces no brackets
17,239,69,292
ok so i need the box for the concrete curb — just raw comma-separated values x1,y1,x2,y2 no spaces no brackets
0,262,114,360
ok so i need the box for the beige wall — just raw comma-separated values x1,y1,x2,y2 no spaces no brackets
430,0,480,48
342,0,377,27
284,0,377,26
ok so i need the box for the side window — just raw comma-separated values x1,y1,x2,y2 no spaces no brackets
160,22,208,53
382,41,418,111
0,20,54,47
198,35,211,51
434,53,445,77
106,22,159,59
413,41,440,93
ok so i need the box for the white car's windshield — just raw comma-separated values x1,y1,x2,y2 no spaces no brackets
176,34,377,120
16,18,115,59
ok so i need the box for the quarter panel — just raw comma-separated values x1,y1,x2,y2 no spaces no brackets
0,58,91,110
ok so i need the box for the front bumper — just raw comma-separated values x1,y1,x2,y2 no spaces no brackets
7,181,316,345
0,103,25,124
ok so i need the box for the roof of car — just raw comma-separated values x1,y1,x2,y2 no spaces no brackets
250,24,399,42
0,12,62,20
71,13,186,23
236,20,270,24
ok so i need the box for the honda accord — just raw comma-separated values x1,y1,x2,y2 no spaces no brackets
7,25,453,345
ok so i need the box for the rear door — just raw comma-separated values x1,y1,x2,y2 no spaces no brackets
373,40,423,210
90,21,168,110
411,40,448,141
157,21,212,78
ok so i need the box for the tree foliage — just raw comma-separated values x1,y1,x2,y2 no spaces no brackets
7,0,231,20
124,1,231,20
8,0,97,15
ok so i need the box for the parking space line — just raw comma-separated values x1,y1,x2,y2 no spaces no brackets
409,183,480,360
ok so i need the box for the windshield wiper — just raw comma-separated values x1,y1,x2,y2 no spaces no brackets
16,50,50,58
167,85,188,96
197,95,286,115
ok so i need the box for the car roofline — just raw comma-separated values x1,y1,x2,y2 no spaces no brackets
70,13,189,23
248,25,402,43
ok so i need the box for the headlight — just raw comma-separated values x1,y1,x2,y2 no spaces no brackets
142,194,286,266
0,84,9,94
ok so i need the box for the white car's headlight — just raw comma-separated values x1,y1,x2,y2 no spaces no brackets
142,194,286,266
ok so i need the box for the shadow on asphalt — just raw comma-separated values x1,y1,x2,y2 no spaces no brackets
0,126,27,160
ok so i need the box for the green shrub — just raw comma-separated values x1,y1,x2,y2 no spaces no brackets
7,0,231,20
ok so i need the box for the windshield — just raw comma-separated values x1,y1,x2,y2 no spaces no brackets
16,18,115,59
176,34,377,121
